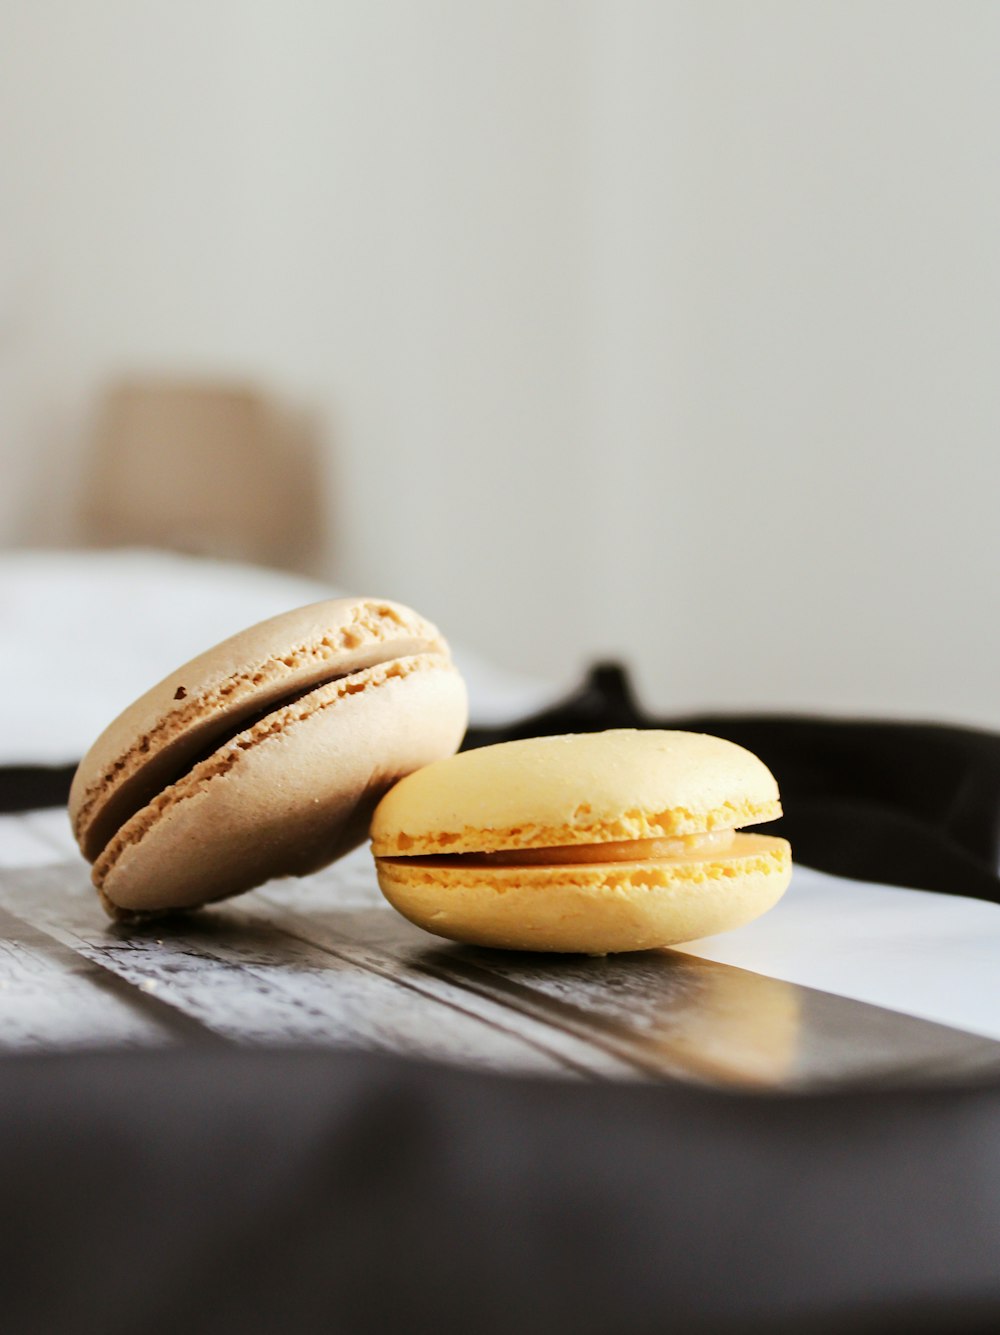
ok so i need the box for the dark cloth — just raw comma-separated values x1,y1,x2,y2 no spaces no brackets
0,763,77,813
3,1046,1000,1335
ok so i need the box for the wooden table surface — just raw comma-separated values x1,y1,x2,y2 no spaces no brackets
4,807,1000,1092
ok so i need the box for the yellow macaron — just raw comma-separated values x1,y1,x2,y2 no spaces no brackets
70,597,468,919
370,729,792,954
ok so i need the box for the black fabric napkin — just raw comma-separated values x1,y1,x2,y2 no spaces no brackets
3,1047,1000,1335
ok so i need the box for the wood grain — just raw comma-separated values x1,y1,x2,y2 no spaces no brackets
3,817,1000,1089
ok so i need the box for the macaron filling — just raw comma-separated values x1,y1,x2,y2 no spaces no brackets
88,653,448,862
71,597,449,861
378,828,745,869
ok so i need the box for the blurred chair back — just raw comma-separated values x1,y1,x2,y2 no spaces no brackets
82,379,323,569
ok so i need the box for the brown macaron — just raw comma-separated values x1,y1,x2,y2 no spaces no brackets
70,597,468,919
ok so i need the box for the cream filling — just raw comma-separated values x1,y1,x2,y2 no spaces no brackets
386,829,738,869
92,654,450,878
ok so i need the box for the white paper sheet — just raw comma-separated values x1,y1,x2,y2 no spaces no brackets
680,863,1000,1042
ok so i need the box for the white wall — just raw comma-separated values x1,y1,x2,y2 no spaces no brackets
3,2,1000,725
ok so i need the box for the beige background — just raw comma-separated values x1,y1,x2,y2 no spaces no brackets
2,2,999,722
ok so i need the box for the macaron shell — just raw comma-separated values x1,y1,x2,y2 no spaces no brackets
71,597,444,862
97,657,467,917
375,833,791,954
370,730,782,856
